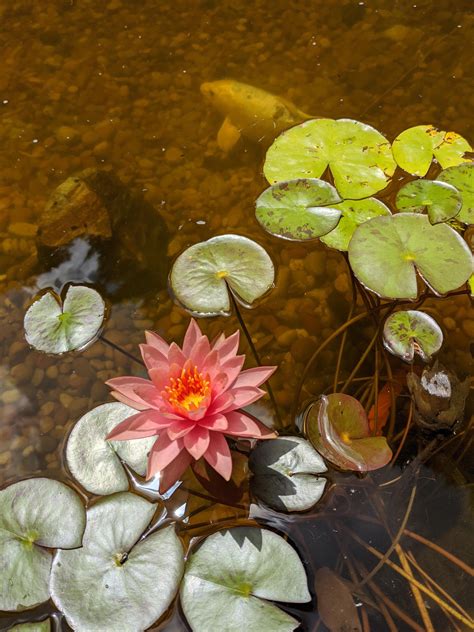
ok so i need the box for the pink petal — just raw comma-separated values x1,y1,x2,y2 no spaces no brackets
158,450,193,492
219,355,246,388
110,391,149,411
232,366,277,389
133,384,168,411
200,349,221,381
198,413,228,431
213,330,240,363
148,365,173,392
184,426,210,460
203,432,232,481
140,344,168,370
167,419,196,440
223,410,276,439
208,391,235,415
145,331,170,356
106,410,173,441
146,434,184,477
106,376,156,410
167,342,187,369
182,319,202,356
189,335,211,369
221,387,265,411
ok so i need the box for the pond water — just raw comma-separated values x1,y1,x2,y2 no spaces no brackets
0,1,473,631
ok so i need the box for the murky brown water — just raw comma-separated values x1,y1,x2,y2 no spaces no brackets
1,1,473,630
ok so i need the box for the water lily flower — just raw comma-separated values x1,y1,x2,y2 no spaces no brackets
106,319,277,491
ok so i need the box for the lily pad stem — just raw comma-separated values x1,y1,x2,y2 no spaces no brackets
333,258,358,393
100,334,145,367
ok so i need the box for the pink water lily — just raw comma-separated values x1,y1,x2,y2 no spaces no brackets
106,319,277,492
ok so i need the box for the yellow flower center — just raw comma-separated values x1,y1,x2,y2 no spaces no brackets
165,366,210,412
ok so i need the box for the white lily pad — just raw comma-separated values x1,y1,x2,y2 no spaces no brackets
9,621,51,632
255,178,342,241
24,285,105,354
395,179,462,224
66,402,156,496
264,118,396,199
170,234,274,315
249,437,327,512
437,162,474,224
180,526,310,632
383,310,443,362
0,478,85,612
50,492,184,632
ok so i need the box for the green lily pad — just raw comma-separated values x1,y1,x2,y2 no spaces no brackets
249,437,327,512
304,394,392,472
170,234,274,315
320,197,391,251
66,403,156,496
180,526,310,632
24,285,105,354
437,163,474,224
395,179,462,224
469,274,474,297
348,213,473,299
9,621,51,632
0,478,85,612
255,178,342,241
50,492,183,632
264,118,396,199
392,125,472,176
383,310,443,363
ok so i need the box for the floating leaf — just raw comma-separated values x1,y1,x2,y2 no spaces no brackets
348,213,473,299
395,179,462,224
314,567,362,632
180,526,310,632
264,118,396,199
0,478,85,612
255,178,342,241
9,622,51,632
321,197,391,251
437,162,474,224
392,125,472,176
24,285,105,354
469,274,474,297
170,234,274,315
249,437,327,512
66,402,156,496
305,394,392,472
50,492,183,632
383,310,443,362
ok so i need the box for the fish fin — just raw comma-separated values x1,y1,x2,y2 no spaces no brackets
217,117,241,152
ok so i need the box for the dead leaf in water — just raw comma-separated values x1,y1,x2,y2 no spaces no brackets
315,567,362,632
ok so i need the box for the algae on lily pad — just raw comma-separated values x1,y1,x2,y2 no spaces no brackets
348,213,473,299
255,178,342,241
395,179,462,224
24,285,105,354
50,492,184,632
66,403,156,496
264,118,396,199
305,394,392,472
180,526,310,632
250,437,327,512
392,125,472,176
321,197,391,251
437,162,474,224
0,478,85,612
170,234,274,315
383,310,443,362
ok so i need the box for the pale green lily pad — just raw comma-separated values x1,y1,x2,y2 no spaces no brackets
170,234,274,315
437,162,474,224
255,178,342,241
395,179,462,224
348,213,473,299
383,310,443,363
181,527,310,632
469,274,474,297
9,621,51,632
0,478,85,612
392,125,472,176
249,437,327,512
66,403,156,496
50,492,183,632
24,285,105,354
321,198,391,251
264,118,396,199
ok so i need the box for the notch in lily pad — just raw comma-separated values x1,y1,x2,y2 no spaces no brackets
383,310,443,363
304,394,392,472
170,234,274,316
437,162,474,224
395,179,462,224
24,285,105,354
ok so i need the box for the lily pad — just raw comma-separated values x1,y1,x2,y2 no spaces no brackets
170,234,274,315
437,163,474,224
314,568,361,632
50,492,183,632
249,437,327,512
255,178,342,241
9,622,51,632
320,197,391,251
348,213,473,299
24,285,105,354
392,125,472,176
304,394,392,472
0,478,85,612
383,310,443,362
264,118,396,199
395,179,462,224
180,526,310,632
66,403,156,496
